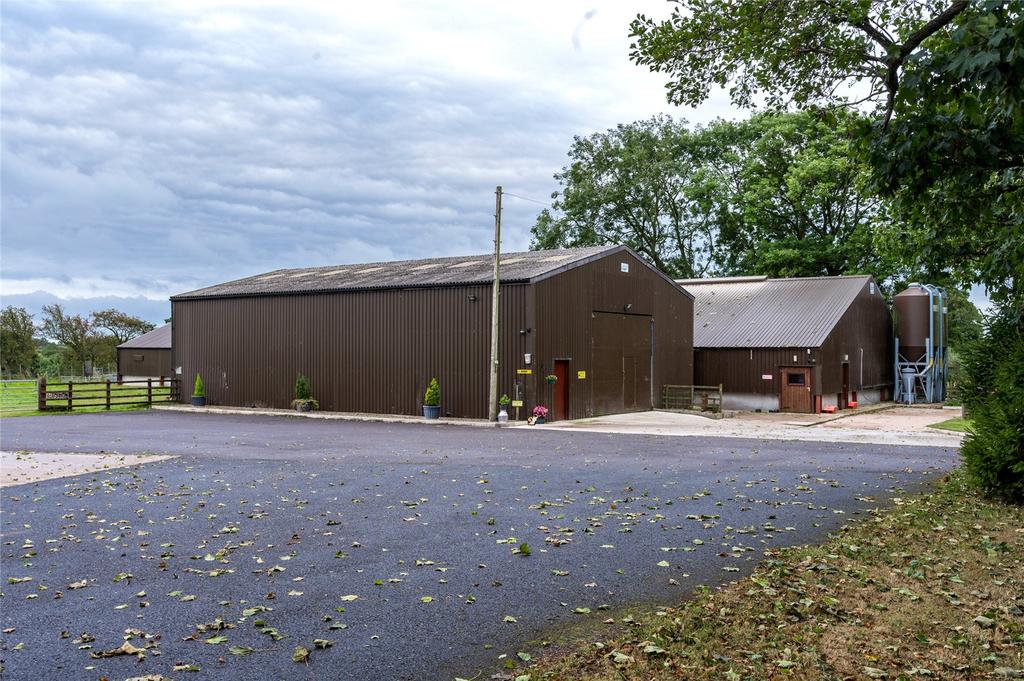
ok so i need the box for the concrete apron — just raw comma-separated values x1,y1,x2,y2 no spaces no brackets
534,408,965,448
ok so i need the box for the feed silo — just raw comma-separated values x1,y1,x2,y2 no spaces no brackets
893,284,947,403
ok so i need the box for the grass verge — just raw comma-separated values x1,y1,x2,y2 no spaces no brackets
928,417,974,433
526,472,1023,680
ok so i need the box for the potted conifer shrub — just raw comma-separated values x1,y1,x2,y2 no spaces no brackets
191,374,206,407
498,393,511,424
423,377,440,419
291,373,319,412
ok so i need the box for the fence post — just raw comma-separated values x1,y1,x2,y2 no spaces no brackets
159,375,165,388
37,376,46,411
147,378,153,405
106,379,111,410
68,380,74,412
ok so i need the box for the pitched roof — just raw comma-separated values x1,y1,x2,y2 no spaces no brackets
117,323,171,349
678,275,873,348
171,245,622,300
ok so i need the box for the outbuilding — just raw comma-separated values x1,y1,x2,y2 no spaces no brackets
117,324,172,379
171,246,693,420
678,275,891,413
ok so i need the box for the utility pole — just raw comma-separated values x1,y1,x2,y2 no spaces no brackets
488,186,502,421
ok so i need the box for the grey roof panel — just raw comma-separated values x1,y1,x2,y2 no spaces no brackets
117,323,171,349
172,246,620,300
680,275,872,348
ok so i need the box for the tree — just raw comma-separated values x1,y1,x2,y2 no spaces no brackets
531,115,716,278
700,110,892,279
91,309,155,344
38,304,94,373
532,111,897,281
629,0,1023,304
0,306,37,378
630,0,1023,499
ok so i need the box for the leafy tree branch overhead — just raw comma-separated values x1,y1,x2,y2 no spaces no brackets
629,0,1023,304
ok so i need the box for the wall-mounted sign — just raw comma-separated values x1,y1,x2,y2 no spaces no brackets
761,374,773,380
620,262,630,273
524,353,532,365
511,400,524,407
516,368,532,375
577,370,587,379
46,391,70,400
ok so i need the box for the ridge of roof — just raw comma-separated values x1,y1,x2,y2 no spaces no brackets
171,245,620,300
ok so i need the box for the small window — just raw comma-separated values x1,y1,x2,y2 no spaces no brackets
787,372,805,386
133,354,144,362
620,262,629,273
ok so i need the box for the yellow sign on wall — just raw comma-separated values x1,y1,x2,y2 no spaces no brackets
516,368,532,375
511,400,524,407
577,370,587,379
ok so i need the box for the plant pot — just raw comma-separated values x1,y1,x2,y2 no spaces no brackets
191,396,206,407
546,378,557,385
296,402,312,412
497,408,509,424
534,416,545,424
423,405,440,419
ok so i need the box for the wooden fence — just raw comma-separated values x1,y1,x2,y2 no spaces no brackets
36,377,179,412
661,384,723,413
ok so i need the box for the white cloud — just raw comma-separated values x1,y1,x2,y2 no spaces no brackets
1,0,736,323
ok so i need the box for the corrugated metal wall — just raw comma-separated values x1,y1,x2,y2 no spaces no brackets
694,278,892,404
819,280,892,394
172,249,694,420
694,348,821,396
117,348,172,378
531,250,693,418
173,284,528,419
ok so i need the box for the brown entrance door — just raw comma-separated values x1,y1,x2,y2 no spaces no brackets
553,360,569,421
780,368,812,413
591,312,652,416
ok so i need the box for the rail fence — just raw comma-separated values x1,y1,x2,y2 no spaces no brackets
661,384,723,413
0,377,179,414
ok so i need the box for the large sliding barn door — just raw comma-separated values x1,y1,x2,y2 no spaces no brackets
591,312,652,416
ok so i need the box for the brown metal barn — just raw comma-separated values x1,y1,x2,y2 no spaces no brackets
117,324,172,378
678,275,891,413
171,246,693,420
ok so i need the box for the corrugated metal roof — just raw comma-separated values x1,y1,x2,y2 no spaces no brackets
171,246,621,300
117,323,171,349
680,275,873,348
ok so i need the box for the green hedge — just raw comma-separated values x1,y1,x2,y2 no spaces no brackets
959,302,1024,503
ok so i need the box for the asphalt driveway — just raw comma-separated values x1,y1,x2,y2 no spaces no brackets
0,411,959,680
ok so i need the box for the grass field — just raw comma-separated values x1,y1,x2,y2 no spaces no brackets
528,472,1023,680
928,416,974,433
0,379,174,417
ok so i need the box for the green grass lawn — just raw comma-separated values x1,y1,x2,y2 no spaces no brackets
0,379,174,417
928,416,973,433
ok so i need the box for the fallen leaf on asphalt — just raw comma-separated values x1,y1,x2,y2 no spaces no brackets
293,645,310,663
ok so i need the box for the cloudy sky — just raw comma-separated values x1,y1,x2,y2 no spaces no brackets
2,0,743,324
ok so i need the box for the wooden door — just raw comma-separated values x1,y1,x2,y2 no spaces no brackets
591,312,652,416
553,360,569,421
780,367,812,413
841,363,850,409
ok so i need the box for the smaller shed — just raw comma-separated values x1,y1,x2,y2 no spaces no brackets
117,324,172,379
678,275,892,413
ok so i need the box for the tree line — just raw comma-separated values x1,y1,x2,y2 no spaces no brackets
0,305,156,379
534,1,1021,500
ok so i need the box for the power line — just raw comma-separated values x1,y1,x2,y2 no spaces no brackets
502,191,552,208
